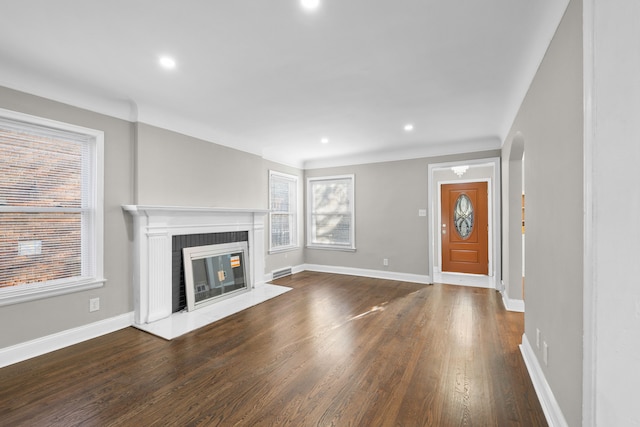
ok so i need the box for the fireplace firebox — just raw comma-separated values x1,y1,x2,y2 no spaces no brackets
183,242,250,311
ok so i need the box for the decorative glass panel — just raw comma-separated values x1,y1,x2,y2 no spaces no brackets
454,194,474,239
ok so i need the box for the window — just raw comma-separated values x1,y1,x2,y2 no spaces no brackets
269,171,298,252
307,174,355,250
0,109,104,306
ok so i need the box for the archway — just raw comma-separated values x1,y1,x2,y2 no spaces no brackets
502,132,525,311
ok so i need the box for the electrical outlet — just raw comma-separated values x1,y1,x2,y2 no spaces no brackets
89,297,100,312
383,258,389,266
543,341,549,366
536,328,541,348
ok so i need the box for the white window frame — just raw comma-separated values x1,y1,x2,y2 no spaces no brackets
306,174,356,251
0,108,105,307
269,170,299,253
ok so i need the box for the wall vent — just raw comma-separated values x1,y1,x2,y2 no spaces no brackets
272,267,292,280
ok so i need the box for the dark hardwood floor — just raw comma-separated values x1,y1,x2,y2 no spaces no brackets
0,272,546,426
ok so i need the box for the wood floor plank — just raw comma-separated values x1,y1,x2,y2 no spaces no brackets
0,272,547,426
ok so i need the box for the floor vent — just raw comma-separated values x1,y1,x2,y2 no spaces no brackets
272,267,292,280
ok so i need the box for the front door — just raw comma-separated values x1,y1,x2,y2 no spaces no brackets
441,182,488,275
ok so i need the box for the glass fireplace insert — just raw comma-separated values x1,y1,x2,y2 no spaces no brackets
182,241,250,311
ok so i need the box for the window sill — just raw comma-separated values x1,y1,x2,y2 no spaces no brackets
268,246,300,255
0,277,106,307
306,245,356,252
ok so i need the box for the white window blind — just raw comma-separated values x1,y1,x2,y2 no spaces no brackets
307,175,355,250
269,171,298,251
0,110,104,304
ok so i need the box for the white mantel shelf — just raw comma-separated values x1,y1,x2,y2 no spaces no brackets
123,205,269,216
123,205,270,333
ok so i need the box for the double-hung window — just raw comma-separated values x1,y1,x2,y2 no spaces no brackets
269,170,298,252
307,174,355,250
0,109,104,306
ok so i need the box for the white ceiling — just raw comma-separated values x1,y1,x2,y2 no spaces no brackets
0,0,568,168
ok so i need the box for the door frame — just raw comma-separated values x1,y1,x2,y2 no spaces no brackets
440,179,490,275
428,157,501,289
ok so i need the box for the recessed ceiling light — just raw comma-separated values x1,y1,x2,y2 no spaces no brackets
321,138,329,144
301,0,320,11
404,124,414,132
159,56,176,70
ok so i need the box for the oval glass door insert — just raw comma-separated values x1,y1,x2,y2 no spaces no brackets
454,194,474,239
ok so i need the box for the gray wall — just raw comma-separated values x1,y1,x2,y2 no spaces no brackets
502,0,583,424
135,123,265,207
305,159,429,275
134,124,306,276
0,86,135,348
304,151,499,276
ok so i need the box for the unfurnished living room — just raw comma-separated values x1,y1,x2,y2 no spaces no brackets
0,1,638,426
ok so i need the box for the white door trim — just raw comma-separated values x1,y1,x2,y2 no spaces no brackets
428,157,501,289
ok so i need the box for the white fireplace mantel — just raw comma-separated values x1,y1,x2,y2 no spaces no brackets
123,205,268,326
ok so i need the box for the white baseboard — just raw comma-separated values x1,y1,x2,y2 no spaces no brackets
501,292,525,312
303,264,431,284
433,270,495,288
520,333,568,427
0,312,134,368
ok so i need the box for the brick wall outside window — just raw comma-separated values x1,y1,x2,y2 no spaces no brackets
0,129,83,287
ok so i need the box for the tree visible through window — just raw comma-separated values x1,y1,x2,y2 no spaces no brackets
0,110,104,304
307,175,355,250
